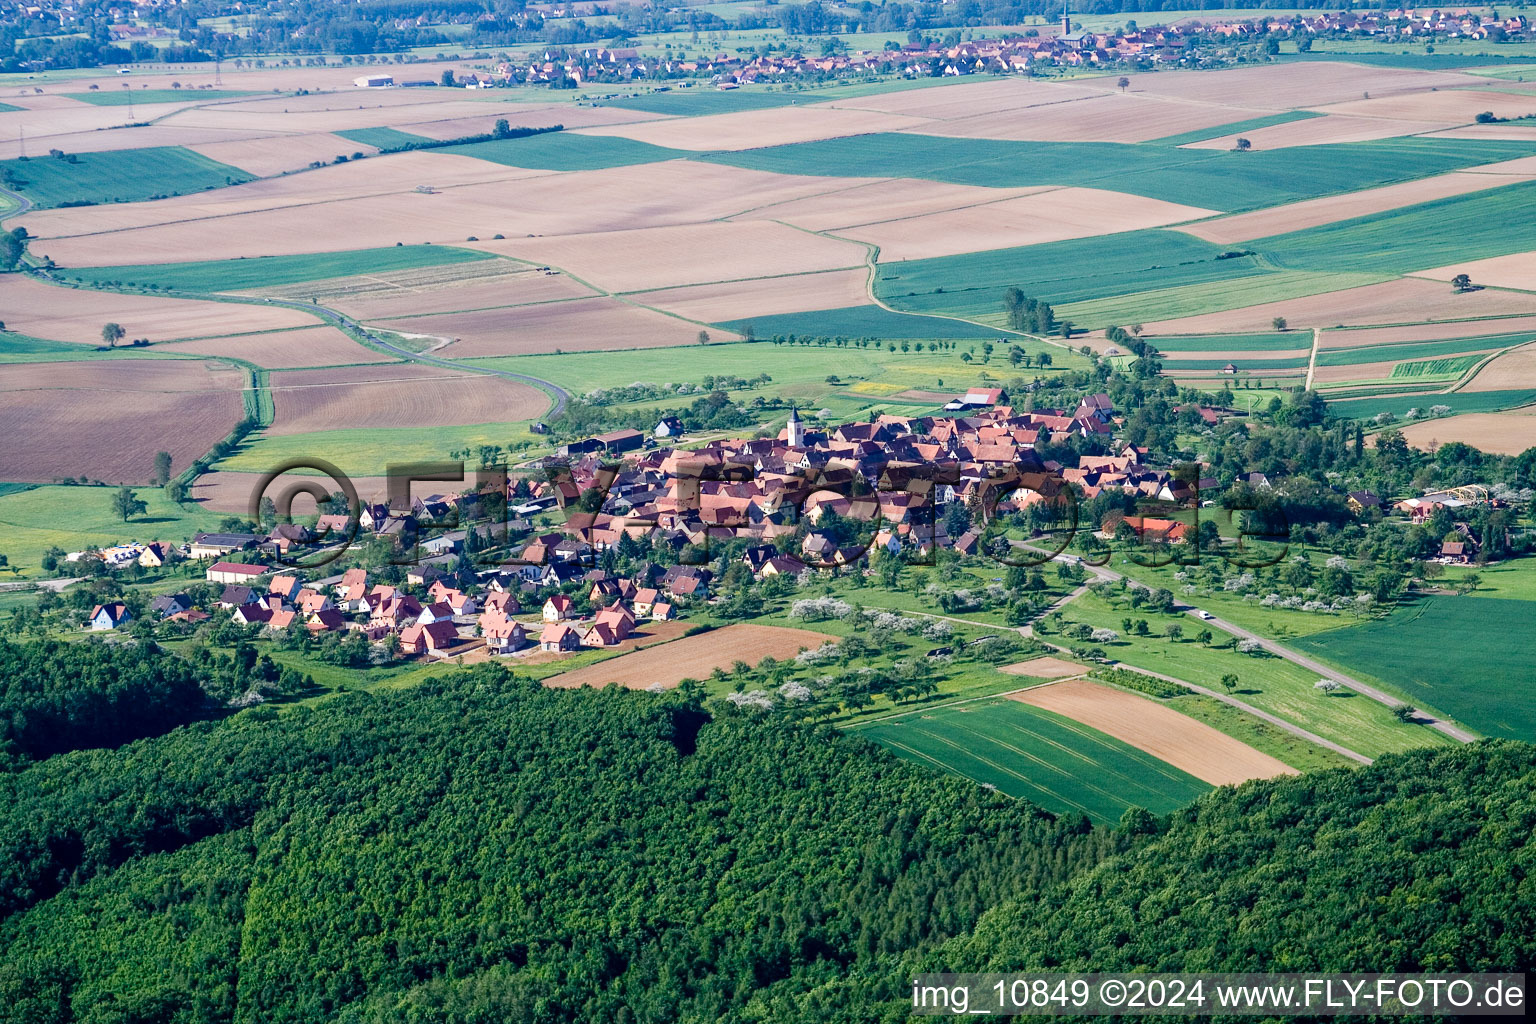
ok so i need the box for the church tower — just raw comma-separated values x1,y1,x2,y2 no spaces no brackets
1062,2,1071,36
786,405,806,447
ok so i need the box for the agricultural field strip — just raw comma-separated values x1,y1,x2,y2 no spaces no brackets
1315,330,1536,365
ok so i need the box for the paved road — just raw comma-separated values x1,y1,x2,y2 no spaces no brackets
0,576,81,593
1046,549,1478,744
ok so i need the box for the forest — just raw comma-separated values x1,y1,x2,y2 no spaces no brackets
0,652,1531,1022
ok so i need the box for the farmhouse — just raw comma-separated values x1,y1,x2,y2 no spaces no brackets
190,532,259,559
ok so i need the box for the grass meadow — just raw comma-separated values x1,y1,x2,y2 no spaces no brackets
0,484,226,577
62,245,495,292
0,146,252,209
850,697,1212,823
442,132,688,170
1295,594,1536,741
1051,590,1451,758
716,304,1012,340
334,126,431,149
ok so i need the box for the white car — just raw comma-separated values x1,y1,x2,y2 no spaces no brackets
1195,610,1215,620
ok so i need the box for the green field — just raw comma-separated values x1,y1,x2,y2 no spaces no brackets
0,330,91,362
851,697,1211,823
702,134,1536,212
0,146,253,209
1327,388,1536,419
0,102,20,113
64,89,256,106
1058,269,1391,330
1146,110,1323,147
717,304,1014,340
604,88,802,116
1148,332,1302,352
874,230,1261,319
1390,354,1486,378
1261,178,1536,275
1053,591,1450,758
61,245,496,292
334,126,432,149
0,484,226,577
1316,330,1536,366
1160,356,1312,371
441,132,688,171
1295,595,1536,741
215,418,539,479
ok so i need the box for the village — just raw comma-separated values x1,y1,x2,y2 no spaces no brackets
73,381,1511,668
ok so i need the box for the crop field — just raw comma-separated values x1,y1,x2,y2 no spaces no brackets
1056,270,1389,331
1389,355,1488,378
635,269,871,322
1145,332,1301,352
1315,330,1536,364
0,359,247,484
148,326,373,369
189,133,382,177
64,89,256,106
264,364,548,435
704,134,1536,213
1148,110,1323,146
1329,388,1536,419
717,305,1009,341
1159,356,1311,371
63,246,496,293
851,698,1211,823
335,126,433,149
1008,679,1296,786
575,105,930,151
0,146,252,208
0,275,319,343
287,262,595,319
1296,596,1536,741
212,421,544,482
438,132,688,170
1390,410,1536,455
1412,249,1536,291
544,624,836,690
605,88,803,116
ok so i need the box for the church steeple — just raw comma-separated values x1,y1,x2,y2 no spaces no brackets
786,405,805,447
1062,2,1071,36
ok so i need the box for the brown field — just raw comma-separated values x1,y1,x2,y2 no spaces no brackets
999,656,1087,679
917,93,1271,144
846,186,1216,262
633,268,872,321
1412,250,1536,292
1183,113,1456,151
395,104,666,140
543,623,836,690
736,177,1043,232
150,326,373,368
1461,341,1536,391
1313,89,1536,123
1422,124,1536,143
0,275,318,343
473,220,867,293
163,98,554,136
189,132,381,176
0,101,201,158
821,77,1108,119
0,359,247,484
266,363,548,434
1181,170,1535,245
1143,278,1536,335
371,296,739,357
1391,411,1536,455
1310,352,1497,385
33,160,848,267
1120,62,1476,108
1318,315,1536,349
1008,678,1296,786
299,264,598,320
15,61,469,96
572,104,931,150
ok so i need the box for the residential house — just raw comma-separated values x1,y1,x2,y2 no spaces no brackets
138,542,174,568
400,619,460,655
149,593,191,618
480,614,527,654
88,603,132,630
190,532,259,559
543,594,575,621
418,601,456,625
539,622,583,652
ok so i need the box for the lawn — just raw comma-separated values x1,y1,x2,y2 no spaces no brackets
0,484,227,577
441,132,688,171
716,304,1016,340
700,134,1536,212
64,89,256,105
61,245,495,291
0,146,252,209
874,229,1265,320
1316,330,1536,366
1050,591,1451,758
1295,594,1536,741
334,126,432,149
1259,177,1536,276
850,697,1211,823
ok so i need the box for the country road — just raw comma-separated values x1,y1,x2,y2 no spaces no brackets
1061,553,1478,744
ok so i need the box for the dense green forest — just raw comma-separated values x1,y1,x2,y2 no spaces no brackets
0,654,1531,1022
